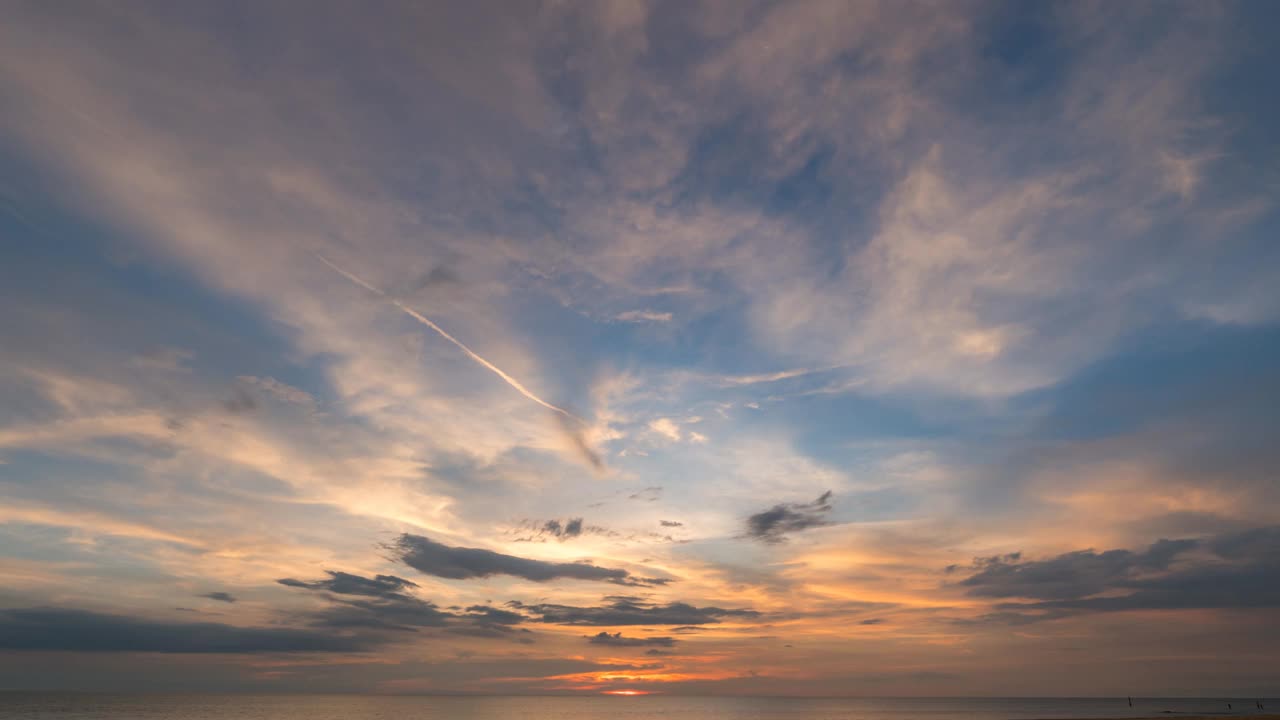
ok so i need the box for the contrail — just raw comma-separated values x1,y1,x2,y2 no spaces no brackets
316,254,581,422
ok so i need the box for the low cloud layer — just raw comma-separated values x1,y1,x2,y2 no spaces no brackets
0,608,371,653
512,596,759,626
957,526,1280,619
279,570,526,637
587,631,676,647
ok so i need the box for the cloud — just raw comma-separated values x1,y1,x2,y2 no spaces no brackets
744,491,834,543
236,376,316,407
712,368,821,386
221,389,256,414
511,517,623,544
277,571,451,631
957,540,1195,601
648,418,682,442
0,608,373,653
555,412,606,473
0,0,1275,696
462,605,525,626
615,310,673,323
660,520,683,527
277,570,520,634
957,526,1280,618
197,592,237,604
629,486,662,502
542,517,584,540
276,571,420,601
586,631,676,647
511,596,758,626
387,534,668,586
304,597,455,632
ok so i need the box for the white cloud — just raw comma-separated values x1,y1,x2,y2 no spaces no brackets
615,310,673,323
647,417,682,442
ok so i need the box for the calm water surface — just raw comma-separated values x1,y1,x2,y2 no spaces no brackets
0,695,1275,720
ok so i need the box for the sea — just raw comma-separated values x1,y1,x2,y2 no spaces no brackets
0,696,1275,720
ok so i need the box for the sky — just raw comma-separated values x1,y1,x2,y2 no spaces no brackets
1,0,1278,697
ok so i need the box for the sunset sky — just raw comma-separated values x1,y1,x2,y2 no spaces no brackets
1,0,1278,696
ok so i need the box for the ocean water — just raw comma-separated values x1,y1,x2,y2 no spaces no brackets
0,696,1275,720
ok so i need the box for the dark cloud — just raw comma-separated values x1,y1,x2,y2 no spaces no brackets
388,533,668,586
0,608,372,653
411,264,459,291
945,552,1020,574
221,388,256,414
462,605,526,626
586,631,677,647
511,596,758,626
526,517,587,542
629,486,662,502
958,539,1200,601
660,520,683,527
198,592,237,604
277,571,419,600
859,618,885,625
744,491,833,543
546,518,584,539
279,571,525,637
306,596,454,632
556,413,605,473
956,526,1280,620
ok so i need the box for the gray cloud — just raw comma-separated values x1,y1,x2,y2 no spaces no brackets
957,526,1280,619
197,592,236,604
511,596,758,626
546,518,584,539
660,520,683,527
521,517,589,542
388,533,668,586
462,605,525,626
744,491,833,543
277,571,420,600
221,388,256,414
555,413,605,474
407,264,459,292
0,608,372,653
305,596,454,632
958,539,1200,601
629,486,662,502
279,571,523,636
587,631,676,647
